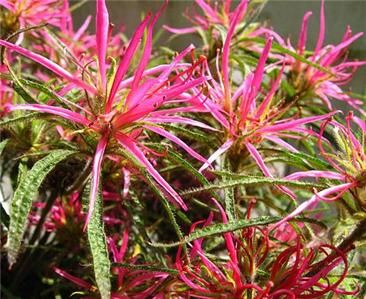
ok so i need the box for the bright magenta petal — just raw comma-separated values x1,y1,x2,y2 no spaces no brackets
145,125,207,163
84,134,109,230
0,40,96,94
115,132,187,210
96,0,109,89
8,104,91,127
106,14,151,112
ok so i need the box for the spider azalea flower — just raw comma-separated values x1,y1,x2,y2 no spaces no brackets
174,199,355,298
259,0,366,113
164,0,253,35
0,0,210,227
54,230,170,298
195,2,335,198
273,112,366,229
0,0,70,38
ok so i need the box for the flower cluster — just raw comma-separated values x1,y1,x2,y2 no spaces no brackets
1,0,365,298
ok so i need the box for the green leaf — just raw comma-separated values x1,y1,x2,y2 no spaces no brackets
6,149,76,266
0,112,44,128
150,216,280,248
18,78,70,108
0,139,9,155
180,175,325,196
83,181,111,299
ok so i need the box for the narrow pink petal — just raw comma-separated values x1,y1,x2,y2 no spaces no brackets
314,0,325,57
285,171,345,181
353,116,366,133
163,25,197,35
115,132,187,210
272,183,353,229
240,37,272,121
7,104,91,127
264,135,298,152
106,14,151,112
245,142,296,199
257,111,338,134
221,0,249,99
297,12,312,55
199,139,234,172
74,15,92,41
145,125,207,163
196,0,218,20
255,64,285,119
54,267,94,290
122,168,130,198
0,40,96,94
84,134,109,230
321,32,363,67
96,0,109,89
128,1,166,95
144,115,217,131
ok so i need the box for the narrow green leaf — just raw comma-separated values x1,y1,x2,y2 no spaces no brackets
180,176,325,196
6,150,76,266
0,139,9,155
83,181,111,299
0,112,44,128
150,216,280,248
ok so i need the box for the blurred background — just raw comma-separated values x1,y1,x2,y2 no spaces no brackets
70,0,366,94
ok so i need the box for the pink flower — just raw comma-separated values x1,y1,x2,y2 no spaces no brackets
273,112,366,228
192,4,336,199
257,0,366,113
1,0,210,228
174,200,355,298
164,0,249,35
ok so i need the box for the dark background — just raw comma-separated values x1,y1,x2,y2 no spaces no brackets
70,0,366,94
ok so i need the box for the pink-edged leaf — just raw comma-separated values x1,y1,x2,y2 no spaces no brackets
84,134,109,230
145,125,207,163
199,139,234,172
96,0,109,89
0,40,96,93
257,111,338,134
7,104,91,127
115,132,187,210
106,14,151,112
245,142,296,199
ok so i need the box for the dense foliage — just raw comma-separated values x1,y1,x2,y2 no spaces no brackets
1,0,366,298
